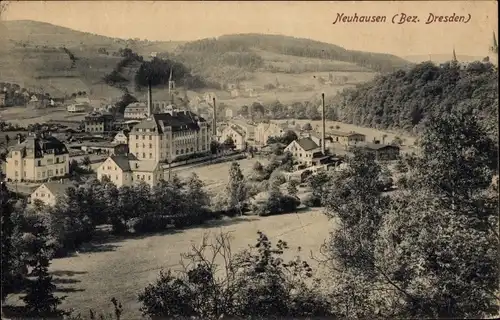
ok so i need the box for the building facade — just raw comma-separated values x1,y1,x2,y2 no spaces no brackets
284,138,321,166
30,182,74,207
255,122,287,145
96,155,163,188
219,125,246,150
67,103,87,113
358,143,400,161
124,102,148,119
329,130,366,147
128,109,210,163
84,111,114,133
5,135,70,182
113,131,129,144
0,93,5,107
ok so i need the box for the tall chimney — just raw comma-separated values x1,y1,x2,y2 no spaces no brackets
147,79,153,118
321,93,326,155
212,97,217,137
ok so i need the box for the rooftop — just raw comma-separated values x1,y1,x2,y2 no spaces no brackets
11,135,68,158
328,130,365,137
107,155,161,173
296,137,319,151
37,181,78,197
359,143,400,150
132,111,206,134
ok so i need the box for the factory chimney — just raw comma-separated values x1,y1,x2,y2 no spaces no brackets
212,97,217,137
147,79,153,118
321,93,326,155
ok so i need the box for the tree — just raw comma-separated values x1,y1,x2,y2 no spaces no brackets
81,156,92,171
225,162,248,215
223,136,236,151
210,141,220,155
239,105,249,118
185,173,210,217
1,183,14,302
252,161,263,173
286,179,299,198
138,232,332,319
21,220,64,317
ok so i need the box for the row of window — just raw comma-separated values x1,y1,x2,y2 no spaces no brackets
14,157,66,166
14,167,65,178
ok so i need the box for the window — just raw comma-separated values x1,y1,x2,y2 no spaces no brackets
116,175,118,180
160,135,163,140
148,175,151,181
41,193,45,197
37,160,41,166
137,174,140,180
47,170,53,176
36,193,38,197
42,172,46,178
136,143,139,148
136,135,139,139
149,135,152,141
149,144,152,148
141,175,145,180
149,153,152,159
56,169,59,175
142,135,145,140
23,160,26,166
142,153,146,158
37,172,41,178
14,160,18,166
176,150,179,155
23,171,26,177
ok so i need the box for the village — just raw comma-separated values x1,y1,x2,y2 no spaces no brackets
0,78,403,206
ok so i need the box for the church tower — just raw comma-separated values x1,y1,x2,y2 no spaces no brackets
168,69,175,104
489,31,498,65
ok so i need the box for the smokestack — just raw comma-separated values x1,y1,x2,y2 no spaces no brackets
321,93,326,155
212,97,217,137
147,79,153,118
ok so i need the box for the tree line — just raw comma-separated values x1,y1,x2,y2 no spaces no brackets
1,104,498,319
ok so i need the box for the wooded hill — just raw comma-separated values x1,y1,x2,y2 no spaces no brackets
325,61,499,137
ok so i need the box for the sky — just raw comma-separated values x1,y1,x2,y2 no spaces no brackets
1,1,498,57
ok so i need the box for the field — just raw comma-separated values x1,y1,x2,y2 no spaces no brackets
0,106,88,126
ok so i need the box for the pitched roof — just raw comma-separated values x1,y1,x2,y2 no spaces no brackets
132,111,206,134
38,182,77,197
106,155,161,173
11,135,68,158
296,138,319,151
329,130,365,137
360,143,400,151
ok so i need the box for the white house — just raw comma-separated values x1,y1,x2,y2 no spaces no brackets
284,138,322,166
113,131,129,144
67,103,87,113
219,125,246,151
30,182,76,207
97,155,163,188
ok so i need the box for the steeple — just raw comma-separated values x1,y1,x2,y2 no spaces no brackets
168,69,175,104
452,47,457,62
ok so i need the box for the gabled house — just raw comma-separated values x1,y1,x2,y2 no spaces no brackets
284,138,321,166
113,130,129,144
329,130,366,147
97,155,163,188
255,122,287,145
30,181,76,207
356,143,400,161
219,125,246,150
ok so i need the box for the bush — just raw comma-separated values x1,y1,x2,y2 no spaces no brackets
302,193,321,207
255,193,301,217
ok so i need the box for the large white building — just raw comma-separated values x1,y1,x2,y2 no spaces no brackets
97,86,211,188
284,137,322,166
5,134,70,182
219,125,246,151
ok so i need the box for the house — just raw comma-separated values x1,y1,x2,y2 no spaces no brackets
96,155,163,188
230,120,256,142
5,134,70,182
113,130,129,144
329,130,366,147
219,125,246,150
225,108,234,119
67,103,87,113
284,138,322,166
0,93,5,106
357,143,400,161
255,122,288,145
84,111,114,133
128,109,210,163
307,132,333,149
30,182,76,207
124,102,148,119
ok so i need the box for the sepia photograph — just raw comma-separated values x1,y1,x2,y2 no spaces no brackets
0,0,498,319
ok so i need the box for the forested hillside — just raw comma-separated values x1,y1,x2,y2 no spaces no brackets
326,61,499,137
177,34,410,73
